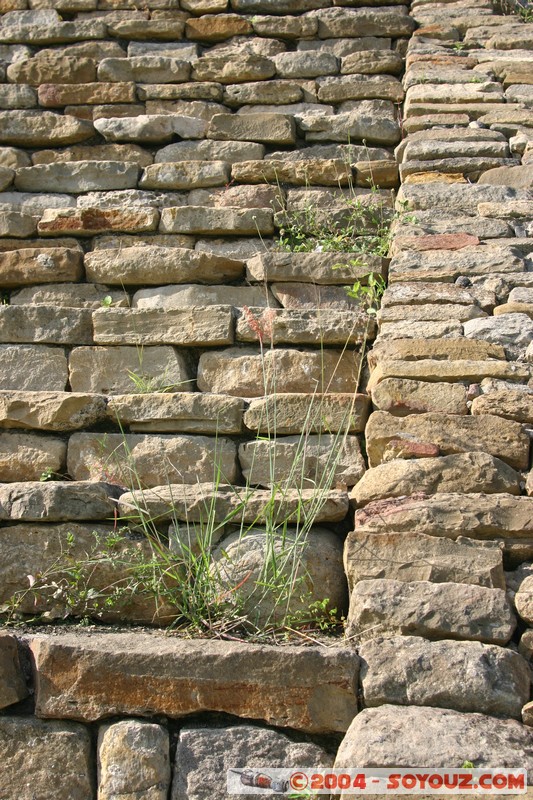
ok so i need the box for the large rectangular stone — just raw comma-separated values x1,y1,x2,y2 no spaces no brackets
365,411,530,469
0,481,121,521
98,56,190,84
107,393,244,434
38,82,136,107
231,158,351,186
367,359,531,390
246,252,383,284
85,246,243,285
236,307,372,345
317,75,404,103
316,7,416,38
0,391,106,431
0,431,65,481
389,246,525,282
244,393,370,434
208,113,295,144
0,247,83,286
0,306,93,345
30,632,358,734
38,207,159,236
160,206,273,235
0,345,68,391
92,306,233,346
14,161,139,193
0,109,94,147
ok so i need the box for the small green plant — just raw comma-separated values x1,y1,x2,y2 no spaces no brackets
343,272,386,317
101,295,113,308
462,761,475,770
127,370,180,394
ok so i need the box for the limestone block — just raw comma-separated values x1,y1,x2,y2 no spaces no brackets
0,391,106,431
197,347,361,396
344,532,505,590
0,344,68,391
67,432,238,487
346,579,515,644
98,721,170,800
0,109,93,146
85,246,243,285
208,112,295,144
15,161,139,193
107,393,244,434
0,481,122,521
0,247,83,286
360,636,530,719
239,434,365,488
30,632,358,733
244,393,370,434
69,346,191,395
119,483,349,525
140,161,230,190
38,207,159,236
160,206,274,235
92,306,233,346
0,717,92,800
351,452,521,506
0,635,28,709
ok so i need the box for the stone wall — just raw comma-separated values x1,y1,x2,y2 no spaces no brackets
1,0,533,796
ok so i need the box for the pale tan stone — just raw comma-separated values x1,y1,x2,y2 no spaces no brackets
247,252,383,284
367,360,531,391
0,481,122,522
208,112,295,144
185,13,251,40
10,283,127,309
140,161,230,190
244,393,370,434
236,307,372,345
341,50,403,75
0,634,28,709
471,389,533,424
133,284,272,310
0,247,83,286
67,432,238,487
6,54,97,85
371,378,468,416
98,721,170,800
0,391,106,431
92,306,233,346
0,306,93,346
160,206,273,235
0,345,68,391
38,82,136,107
0,110,93,146
38,207,159,236
365,411,529,470
192,54,275,83
32,143,153,167
69,346,191,395
345,532,505,591
197,347,361,396
232,158,350,186
515,576,533,625
0,431,65,481
107,393,243,434
368,338,507,369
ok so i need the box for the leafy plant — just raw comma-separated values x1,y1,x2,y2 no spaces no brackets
343,272,386,317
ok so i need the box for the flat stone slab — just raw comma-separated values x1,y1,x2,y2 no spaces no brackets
354,493,533,541
247,251,383,284
0,391,107,431
107,393,244,434
119,483,349,524
360,636,530,719
0,247,83,287
351,452,521,506
346,579,516,644
335,705,533,773
367,359,531,389
344,532,505,590
365,411,530,470
244,393,370,434
30,632,358,734
0,345,68,391
0,716,93,800
0,481,121,522
92,306,234,347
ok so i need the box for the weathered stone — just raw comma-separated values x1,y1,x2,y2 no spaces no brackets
85,246,242,285
0,717,92,800
519,629,533,661
335,705,533,773
299,100,400,145
7,53,96,85
0,211,38,238
389,246,524,282
38,207,159,236
0,147,31,171
92,306,233,347
478,200,533,220
182,0,228,10
236,307,372,346
15,161,139,193
341,50,403,75
251,14,317,39
371,378,468,416
0,431,59,481
175,724,332,800
133,284,272,310
232,0,324,10
381,303,486,325
377,320,464,342
351,452,521,507
360,636,529,720
119,483,349,525
344,532,505,591
68,431,238,487
192,54,275,83
0,85,36,110
32,143,153,168
346,579,515,644
244,393,370,434
99,57,190,86
98,720,170,800
185,13,251,41
381,281,490,308
208,112,295,144
94,115,207,144
0,110,93,146
93,234,193,250
0,345,67,391
0,247,83,286
140,161,229,190
10,283,127,309
0,481,121,521
365,411,530,470
0,306,92,345
198,347,361,396
464,313,533,359
271,283,362,310
211,526,347,623
397,183,528,215
239,434,365,489
30,632,357,733
368,338,507,367
155,139,265,163
232,157,350,186
368,359,531,390
247,252,382,284
316,7,415,38
107,393,243,434
69,346,190,395
271,51,338,80
471,389,533,424
140,83,223,102
317,75,404,104
223,81,303,108
109,17,187,40
0,11,106,44
515,576,533,625
127,42,198,60
298,37,392,57
0,391,106,431
354,493,533,546
0,191,75,212
38,82,136,108
160,206,273,235
0,635,27,709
